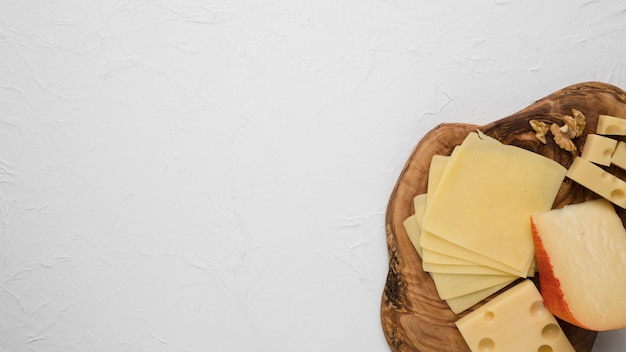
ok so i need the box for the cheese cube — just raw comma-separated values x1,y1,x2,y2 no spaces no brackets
455,280,575,352
566,156,626,208
597,114,626,135
580,134,617,166
611,141,626,170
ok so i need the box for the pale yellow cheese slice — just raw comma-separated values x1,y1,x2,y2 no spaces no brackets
420,231,528,276
455,280,575,352
445,281,511,315
431,272,516,300
422,262,512,276
421,248,479,266
422,131,566,276
403,214,422,258
426,154,451,202
420,151,530,275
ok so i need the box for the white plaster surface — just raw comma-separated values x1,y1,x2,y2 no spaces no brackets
1,1,625,351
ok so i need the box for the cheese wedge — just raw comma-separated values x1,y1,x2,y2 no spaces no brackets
422,131,566,276
531,199,626,331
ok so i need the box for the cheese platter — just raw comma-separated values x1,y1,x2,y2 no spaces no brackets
380,81,626,351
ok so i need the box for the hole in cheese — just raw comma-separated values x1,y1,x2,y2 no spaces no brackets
483,311,495,321
606,125,621,134
541,323,560,339
530,300,548,317
538,345,553,352
611,188,625,201
478,337,495,352
604,148,614,157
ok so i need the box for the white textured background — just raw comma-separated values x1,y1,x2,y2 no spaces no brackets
1,1,626,351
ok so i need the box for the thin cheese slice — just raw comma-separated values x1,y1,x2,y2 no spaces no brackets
421,248,479,266
445,281,511,315
422,132,566,276
431,272,516,300
420,230,529,276
420,151,530,276
455,280,575,352
403,214,422,258
422,262,512,276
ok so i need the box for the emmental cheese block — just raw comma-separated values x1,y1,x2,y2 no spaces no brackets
531,199,626,331
455,280,575,352
566,156,626,208
596,114,626,135
580,134,617,166
422,131,567,276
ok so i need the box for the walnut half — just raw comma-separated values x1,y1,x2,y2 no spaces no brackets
550,120,577,152
529,120,549,144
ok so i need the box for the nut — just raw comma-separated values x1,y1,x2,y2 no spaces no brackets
529,119,549,144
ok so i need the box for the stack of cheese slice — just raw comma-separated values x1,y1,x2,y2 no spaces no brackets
403,131,567,313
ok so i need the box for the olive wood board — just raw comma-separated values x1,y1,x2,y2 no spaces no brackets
380,81,626,352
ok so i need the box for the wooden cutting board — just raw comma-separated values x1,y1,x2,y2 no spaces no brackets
380,81,626,352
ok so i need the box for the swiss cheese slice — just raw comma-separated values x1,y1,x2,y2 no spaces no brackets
422,131,566,276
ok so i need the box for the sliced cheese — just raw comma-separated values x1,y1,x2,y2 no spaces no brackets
422,262,512,276
455,280,575,352
580,133,617,166
597,114,626,135
427,154,451,202
422,131,567,276
531,199,626,331
431,272,516,300
421,248,479,266
445,281,511,315
403,214,422,258
566,156,626,208
420,230,525,276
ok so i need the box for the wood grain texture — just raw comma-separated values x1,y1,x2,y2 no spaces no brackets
380,81,626,352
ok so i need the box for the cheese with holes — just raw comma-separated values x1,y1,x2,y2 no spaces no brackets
531,199,626,331
455,280,575,352
566,156,626,208
422,132,567,276
597,114,626,135
581,134,617,166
